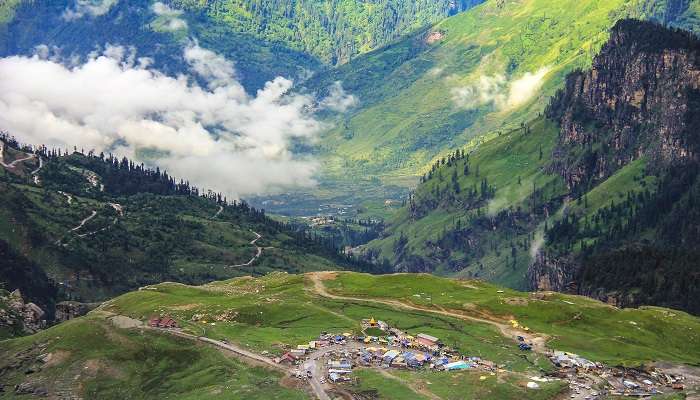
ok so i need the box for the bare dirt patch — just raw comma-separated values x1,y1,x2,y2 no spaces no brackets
44,350,71,367
280,375,305,390
109,315,142,329
171,303,202,311
504,297,529,306
425,31,444,44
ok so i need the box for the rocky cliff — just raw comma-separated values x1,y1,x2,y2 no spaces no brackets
529,20,700,313
547,19,700,192
0,290,46,336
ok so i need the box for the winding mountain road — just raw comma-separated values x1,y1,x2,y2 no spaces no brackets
30,156,43,176
227,231,264,268
58,191,74,205
0,141,38,169
212,205,223,219
70,210,97,232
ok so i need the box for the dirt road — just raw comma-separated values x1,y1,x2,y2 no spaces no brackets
0,141,37,169
70,210,97,232
307,272,549,353
150,327,332,400
212,205,223,219
227,231,264,268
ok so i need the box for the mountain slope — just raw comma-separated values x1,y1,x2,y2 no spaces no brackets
307,0,634,184
529,19,700,313
0,136,378,322
288,0,700,216
362,19,700,314
0,0,320,93
0,0,484,93
171,0,483,65
1,271,698,398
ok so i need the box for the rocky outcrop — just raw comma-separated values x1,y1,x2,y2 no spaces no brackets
0,289,46,334
530,20,700,307
527,252,578,293
54,301,99,322
547,19,700,192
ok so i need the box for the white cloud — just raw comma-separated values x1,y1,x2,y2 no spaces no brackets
152,2,188,32
451,67,550,111
62,0,118,21
0,45,322,198
506,67,550,108
451,74,507,109
319,81,358,112
184,44,236,88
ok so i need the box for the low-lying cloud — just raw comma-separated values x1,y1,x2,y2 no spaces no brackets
452,67,550,111
0,45,325,198
152,2,188,32
319,81,358,112
62,0,118,21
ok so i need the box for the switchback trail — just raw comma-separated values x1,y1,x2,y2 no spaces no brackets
0,141,38,169
30,156,43,176
58,191,74,205
70,210,97,232
306,272,549,353
212,205,223,219
227,231,264,268
76,203,123,237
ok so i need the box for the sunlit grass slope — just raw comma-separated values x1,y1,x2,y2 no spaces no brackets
312,0,637,184
365,116,566,287
2,271,698,398
0,313,308,399
324,272,700,365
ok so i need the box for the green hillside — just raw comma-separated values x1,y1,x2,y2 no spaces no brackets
0,137,376,318
309,0,630,184
0,0,321,93
362,18,700,314
363,116,565,288
0,312,308,399
292,0,700,215
0,0,483,93
1,271,698,398
172,0,483,64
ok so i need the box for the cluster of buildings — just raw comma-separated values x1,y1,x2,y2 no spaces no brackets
549,351,687,398
148,315,178,328
281,317,503,385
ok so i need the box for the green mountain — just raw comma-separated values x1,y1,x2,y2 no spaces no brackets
1,271,698,398
0,0,483,93
362,19,700,314
169,0,483,65
0,0,318,93
290,0,700,216
0,135,379,323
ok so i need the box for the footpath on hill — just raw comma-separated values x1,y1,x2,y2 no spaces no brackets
306,271,549,353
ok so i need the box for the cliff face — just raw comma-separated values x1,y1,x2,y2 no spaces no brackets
547,19,700,191
529,20,700,313
0,290,46,336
